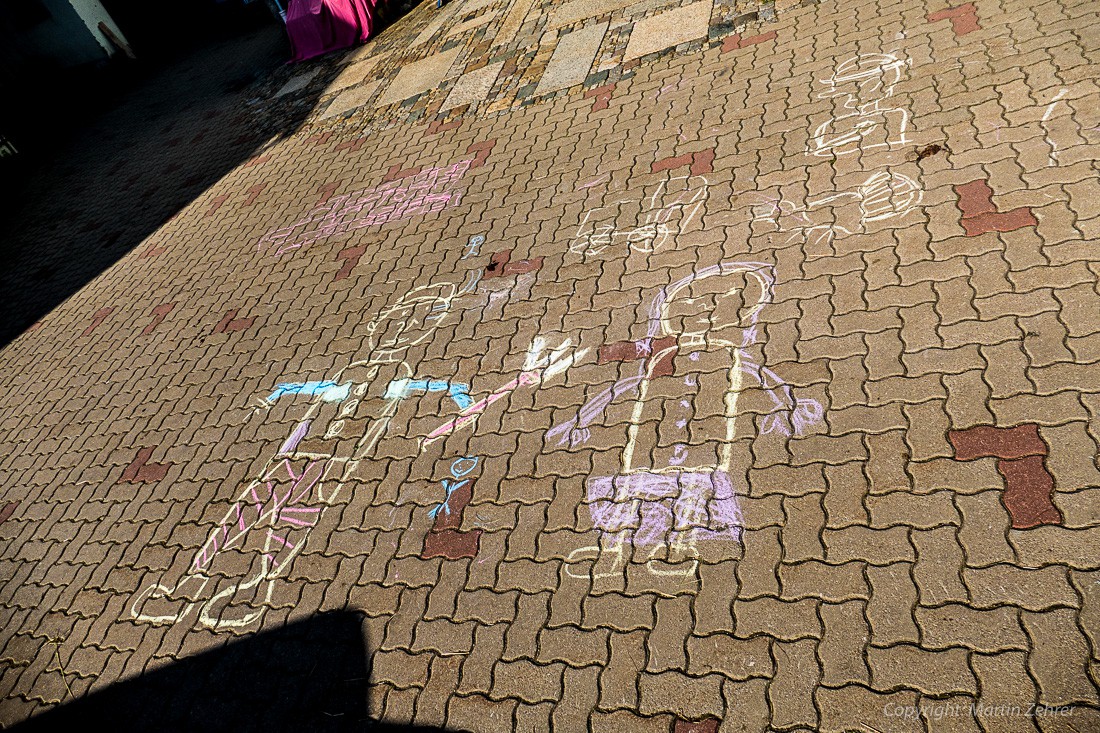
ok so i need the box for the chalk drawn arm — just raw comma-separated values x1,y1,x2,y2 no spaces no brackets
422,338,587,446
739,356,823,436
265,380,352,404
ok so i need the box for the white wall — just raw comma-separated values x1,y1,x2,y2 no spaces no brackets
67,0,131,56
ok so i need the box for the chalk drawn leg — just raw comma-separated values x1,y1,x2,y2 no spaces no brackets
129,574,210,626
130,457,328,631
637,499,699,577
654,471,743,573
565,530,630,580
566,478,634,579
197,555,275,630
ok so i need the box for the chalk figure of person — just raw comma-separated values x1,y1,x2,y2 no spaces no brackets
549,262,822,582
129,281,468,631
810,52,911,157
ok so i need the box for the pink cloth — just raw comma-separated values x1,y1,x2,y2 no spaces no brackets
285,0,382,62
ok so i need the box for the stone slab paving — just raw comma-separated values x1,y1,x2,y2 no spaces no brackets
2,0,1100,730
376,45,464,107
624,1,715,61
445,61,508,111
534,22,611,96
323,79,385,119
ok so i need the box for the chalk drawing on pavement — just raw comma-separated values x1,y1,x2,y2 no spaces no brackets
810,53,911,157
130,277,473,631
258,160,474,256
751,170,923,255
548,262,823,582
571,174,709,257
423,337,586,447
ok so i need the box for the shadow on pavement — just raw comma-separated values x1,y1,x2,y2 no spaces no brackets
0,11,301,346
0,2,415,347
10,611,448,732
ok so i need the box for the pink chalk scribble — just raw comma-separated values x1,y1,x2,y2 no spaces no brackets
258,159,473,256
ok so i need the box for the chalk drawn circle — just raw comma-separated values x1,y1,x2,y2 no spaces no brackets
450,456,479,478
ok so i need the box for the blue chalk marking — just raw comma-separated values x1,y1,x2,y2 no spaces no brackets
459,268,483,295
462,234,485,260
267,380,351,403
448,383,473,410
450,456,479,478
428,478,468,518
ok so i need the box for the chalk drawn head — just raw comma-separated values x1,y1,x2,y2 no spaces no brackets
800,170,924,231
819,53,907,99
651,263,774,346
855,171,922,222
365,282,459,360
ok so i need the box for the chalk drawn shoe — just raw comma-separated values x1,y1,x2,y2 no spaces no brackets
196,571,272,631
644,556,699,577
129,575,210,626
565,542,626,580
642,539,700,577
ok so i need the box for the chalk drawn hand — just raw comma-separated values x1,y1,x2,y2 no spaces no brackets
421,338,588,446
571,210,616,256
522,337,587,382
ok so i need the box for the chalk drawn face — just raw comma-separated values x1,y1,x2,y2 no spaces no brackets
366,283,458,360
855,171,922,222
660,267,770,344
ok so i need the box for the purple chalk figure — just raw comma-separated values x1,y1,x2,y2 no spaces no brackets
548,262,822,581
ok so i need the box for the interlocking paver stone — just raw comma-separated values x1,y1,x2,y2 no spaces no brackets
2,0,1100,729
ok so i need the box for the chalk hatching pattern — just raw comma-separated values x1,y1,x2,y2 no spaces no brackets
258,159,474,256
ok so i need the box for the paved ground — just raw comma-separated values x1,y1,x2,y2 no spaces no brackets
1,0,1099,730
